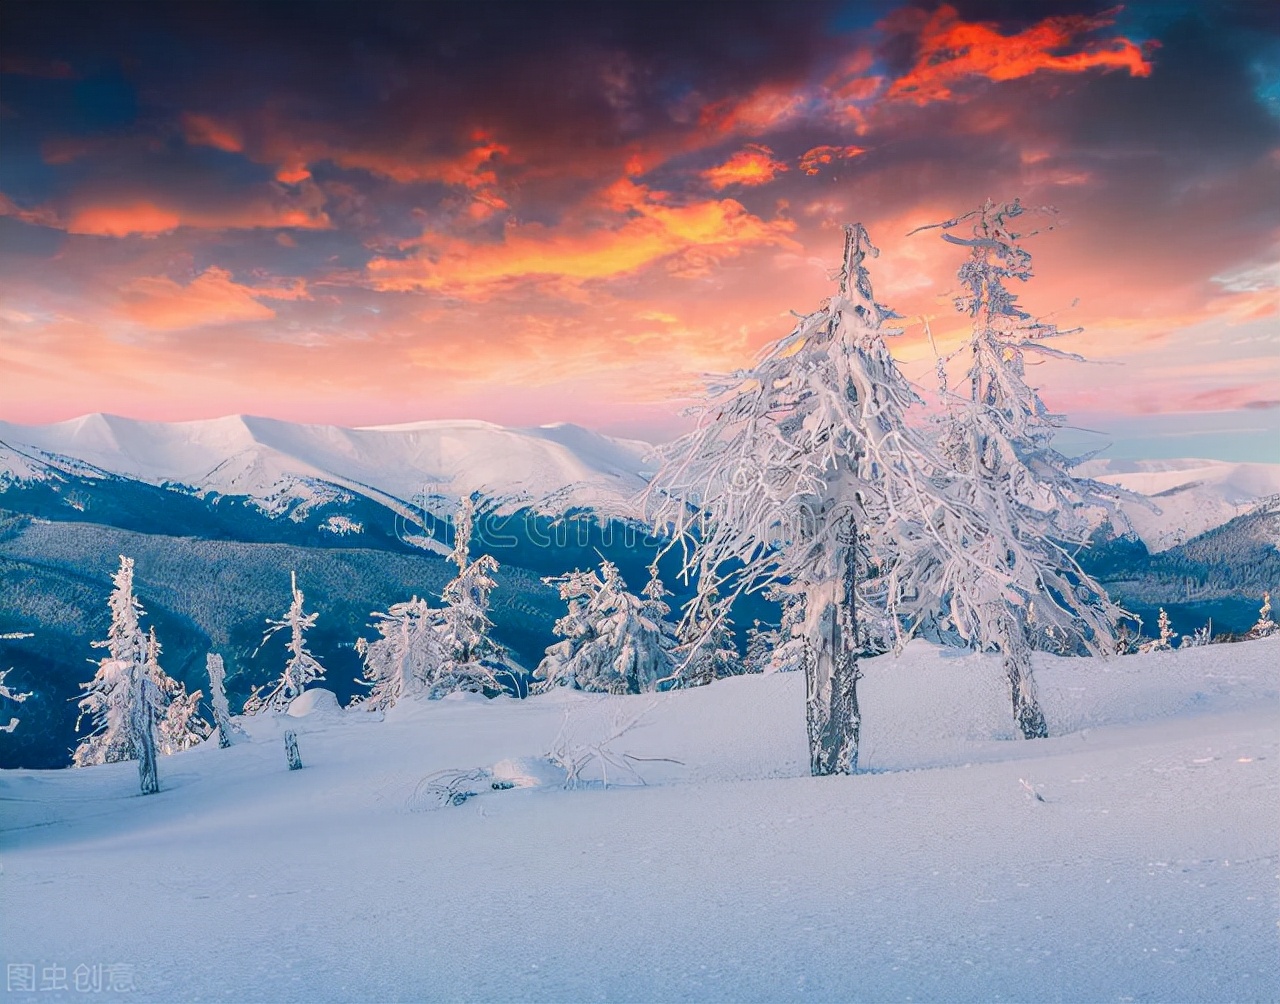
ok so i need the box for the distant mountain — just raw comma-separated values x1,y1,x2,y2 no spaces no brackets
0,413,653,527
1075,457,1280,551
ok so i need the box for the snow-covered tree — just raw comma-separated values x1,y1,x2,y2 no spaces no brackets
356,596,447,709
536,560,676,694
672,591,739,687
144,627,209,754
646,224,939,774
1181,620,1213,648
0,629,33,734
1139,608,1177,653
1248,592,1276,639
0,665,31,734
435,498,504,695
244,571,326,715
910,199,1126,738
206,652,246,747
72,556,163,793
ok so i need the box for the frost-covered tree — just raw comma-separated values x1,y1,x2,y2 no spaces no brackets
1248,592,1276,639
672,591,739,687
0,629,32,734
244,571,326,715
536,560,676,694
743,620,777,675
1139,608,1177,653
206,652,246,747
356,596,447,709
144,627,209,754
0,666,31,734
435,498,504,695
910,199,1126,739
646,224,939,775
72,556,163,793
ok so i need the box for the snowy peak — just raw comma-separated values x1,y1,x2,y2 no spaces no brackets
0,414,655,518
1076,457,1280,550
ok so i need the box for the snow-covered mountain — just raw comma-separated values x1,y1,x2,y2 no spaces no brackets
0,413,653,520
1076,457,1280,551
3,415,1277,552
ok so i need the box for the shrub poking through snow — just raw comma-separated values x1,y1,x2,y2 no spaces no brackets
1140,608,1177,653
1249,592,1276,639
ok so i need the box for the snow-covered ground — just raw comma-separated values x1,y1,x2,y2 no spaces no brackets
3,639,1276,1002
1077,457,1280,550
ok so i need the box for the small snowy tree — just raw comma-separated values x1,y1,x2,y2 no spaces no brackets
244,571,326,715
0,630,32,734
1248,592,1276,639
536,560,676,694
672,591,739,687
435,498,504,695
910,199,1126,738
1138,608,1177,653
72,556,163,793
144,627,209,754
206,652,246,747
356,596,447,710
0,665,31,734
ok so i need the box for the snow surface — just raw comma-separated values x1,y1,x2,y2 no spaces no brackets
0,414,654,517
1077,457,1280,551
3,639,1277,1002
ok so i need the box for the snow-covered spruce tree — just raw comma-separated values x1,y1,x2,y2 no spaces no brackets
356,596,447,710
671,590,740,687
244,571,326,715
646,224,941,775
743,620,778,675
206,652,246,747
144,627,209,754
1249,592,1277,639
1139,608,1177,653
72,556,163,793
535,560,677,694
0,629,32,734
911,199,1126,739
0,665,31,734
435,498,503,695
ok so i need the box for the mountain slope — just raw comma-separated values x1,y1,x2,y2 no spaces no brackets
0,414,653,519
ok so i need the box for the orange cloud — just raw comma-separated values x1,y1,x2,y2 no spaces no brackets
181,113,244,154
119,267,307,330
701,145,788,189
63,191,330,236
367,177,797,295
798,145,866,176
887,4,1155,105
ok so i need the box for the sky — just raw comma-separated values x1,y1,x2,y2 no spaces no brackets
1,1,1277,456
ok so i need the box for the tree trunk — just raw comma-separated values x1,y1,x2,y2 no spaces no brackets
1001,619,1048,739
284,730,303,770
135,708,159,795
804,521,861,776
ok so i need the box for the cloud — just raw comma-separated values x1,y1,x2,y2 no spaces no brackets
180,113,244,154
118,267,306,331
885,4,1155,105
367,177,797,295
798,144,866,176
701,145,788,189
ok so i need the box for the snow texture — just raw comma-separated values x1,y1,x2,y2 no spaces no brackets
4,637,1275,1002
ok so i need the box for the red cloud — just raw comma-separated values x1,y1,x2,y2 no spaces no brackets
61,190,330,237
798,145,866,176
702,145,789,189
181,113,244,154
887,4,1155,105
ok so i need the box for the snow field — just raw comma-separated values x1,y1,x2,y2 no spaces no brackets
2,638,1277,1002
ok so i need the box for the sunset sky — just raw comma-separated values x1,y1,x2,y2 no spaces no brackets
2,1,1277,454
